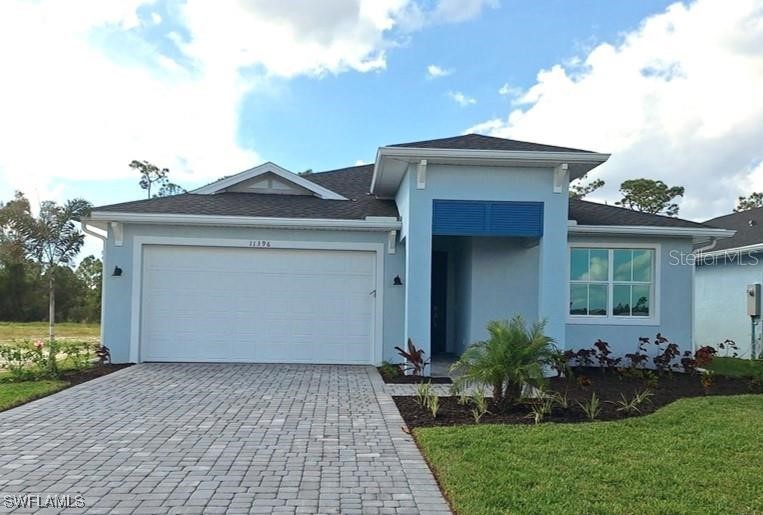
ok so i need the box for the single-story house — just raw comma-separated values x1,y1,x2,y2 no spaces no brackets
695,207,763,358
83,134,733,365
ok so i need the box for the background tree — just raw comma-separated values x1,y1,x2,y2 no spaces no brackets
734,192,763,212
616,179,685,216
13,198,92,366
157,182,186,197
130,160,185,198
73,255,102,323
569,177,605,200
0,193,37,321
0,192,102,324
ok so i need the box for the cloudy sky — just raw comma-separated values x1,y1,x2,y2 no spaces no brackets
1,0,762,236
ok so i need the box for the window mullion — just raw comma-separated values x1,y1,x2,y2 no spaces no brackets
608,250,614,318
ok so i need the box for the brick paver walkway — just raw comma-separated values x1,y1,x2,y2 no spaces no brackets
0,364,450,514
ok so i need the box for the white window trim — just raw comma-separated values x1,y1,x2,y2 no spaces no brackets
129,236,385,365
567,242,661,326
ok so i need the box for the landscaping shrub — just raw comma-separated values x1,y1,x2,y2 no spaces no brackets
450,316,557,407
0,342,46,381
567,335,739,376
394,338,429,376
0,339,95,381
378,360,401,379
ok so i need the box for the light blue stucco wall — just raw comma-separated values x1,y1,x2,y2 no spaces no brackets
399,163,569,356
467,238,539,349
101,223,405,363
565,235,695,358
695,255,762,358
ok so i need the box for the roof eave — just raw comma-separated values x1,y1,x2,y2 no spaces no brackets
696,241,763,258
371,146,611,196
85,211,401,232
568,223,736,243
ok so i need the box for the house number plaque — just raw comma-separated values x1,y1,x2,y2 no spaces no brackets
248,240,272,248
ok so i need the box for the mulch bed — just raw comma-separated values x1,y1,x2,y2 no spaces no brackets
60,363,132,386
378,368,452,384
394,367,762,428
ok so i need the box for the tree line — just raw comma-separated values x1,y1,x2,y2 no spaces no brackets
571,175,763,215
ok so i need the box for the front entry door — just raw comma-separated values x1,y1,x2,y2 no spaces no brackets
431,251,448,354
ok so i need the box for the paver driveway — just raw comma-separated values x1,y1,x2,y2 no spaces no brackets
0,364,450,514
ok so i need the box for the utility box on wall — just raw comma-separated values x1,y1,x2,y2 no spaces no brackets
747,283,761,317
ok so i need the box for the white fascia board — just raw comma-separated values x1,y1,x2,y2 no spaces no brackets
377,146,611,165
568,224,735,242
695,242,763,258
86,212,401,232
192,161,347,200
371,146,610,195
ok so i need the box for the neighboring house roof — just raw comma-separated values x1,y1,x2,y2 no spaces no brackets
93,164,398,220
389,133,597,153
702,207,763,251
568,199,708,228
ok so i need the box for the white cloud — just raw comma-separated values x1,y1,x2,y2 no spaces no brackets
466,0,763,220
464,118,504,134
448,91,477,106
498,82,523,98
427,64,453,78
354,159,369,166
431,0,499,24
0,0,493,203
176,0,413,78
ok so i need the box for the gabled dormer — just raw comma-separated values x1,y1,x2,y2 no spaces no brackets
192,162,347,200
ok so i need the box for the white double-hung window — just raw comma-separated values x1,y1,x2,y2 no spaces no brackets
569,246,657,322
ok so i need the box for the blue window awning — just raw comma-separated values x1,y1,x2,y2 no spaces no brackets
432,200,544,237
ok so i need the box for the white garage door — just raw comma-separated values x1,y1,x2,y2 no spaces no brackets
140,245,376,364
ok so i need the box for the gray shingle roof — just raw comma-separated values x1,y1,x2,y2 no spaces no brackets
93,165,398,220
568,199,707,228
93,158,709,231
702,208,763,251
389,133,597,153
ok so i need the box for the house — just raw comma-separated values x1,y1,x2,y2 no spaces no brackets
695,207,763,358
82,134,733,365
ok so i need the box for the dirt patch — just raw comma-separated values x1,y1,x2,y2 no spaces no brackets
60,363,132,386
377,367,452,384
394,367,762,428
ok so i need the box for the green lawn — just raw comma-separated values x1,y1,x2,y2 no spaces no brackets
0,322,99,344
415,395,763,515
0,380,68,411
706,357,763,378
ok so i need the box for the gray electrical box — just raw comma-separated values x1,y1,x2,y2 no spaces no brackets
747,283,761,317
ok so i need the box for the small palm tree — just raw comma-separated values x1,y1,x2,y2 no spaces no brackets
450,316,557,406
15,198,91,373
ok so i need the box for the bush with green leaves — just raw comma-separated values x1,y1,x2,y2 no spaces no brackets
378,361,401,379
58,341,95,370
0,339,95,381
0,341,47,381
450,316,557,407
470,388,490,424
577,393,602,420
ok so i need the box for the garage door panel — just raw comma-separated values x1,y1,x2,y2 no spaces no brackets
140,245,375,364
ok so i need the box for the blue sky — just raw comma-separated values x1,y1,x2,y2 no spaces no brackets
1,0,762,234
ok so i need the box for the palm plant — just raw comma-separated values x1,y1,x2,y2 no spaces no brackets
450,316,557,406
12,198,91,373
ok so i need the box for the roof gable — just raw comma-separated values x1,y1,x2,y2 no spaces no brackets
192,162,347,200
